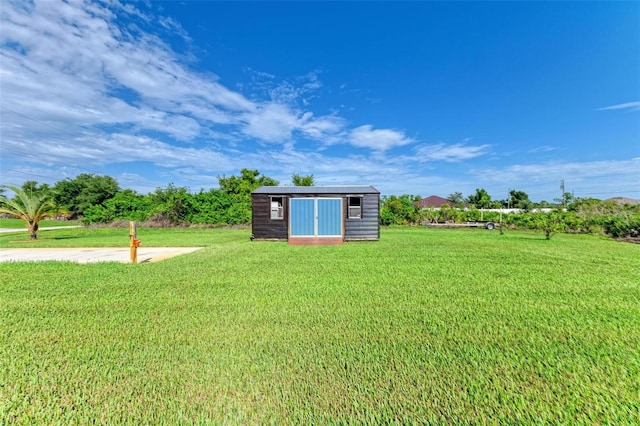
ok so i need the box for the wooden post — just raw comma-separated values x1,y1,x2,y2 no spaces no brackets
129,221,138,264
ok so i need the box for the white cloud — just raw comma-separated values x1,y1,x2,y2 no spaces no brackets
467,159,640,200
240,103,299,142
527,145,557,153
299,113,346,141
415,142,491,162
246,147,407,190
97,133,236,171
597,101,640,111
348,125,414,151
0,0,254,141
147,114,202,142
0,0,408,164
246,69,322,106
0,0,356,156
475,159,640,183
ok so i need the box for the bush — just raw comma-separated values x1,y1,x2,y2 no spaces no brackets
81,204,112,224
380,195,421,225
601,214,640,238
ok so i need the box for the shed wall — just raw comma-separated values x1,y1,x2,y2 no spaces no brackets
251,194,288,240
344,193,380,240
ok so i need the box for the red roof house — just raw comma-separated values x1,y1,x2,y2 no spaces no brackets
415,195,451,208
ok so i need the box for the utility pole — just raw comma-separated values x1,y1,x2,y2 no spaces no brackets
560,180,566,208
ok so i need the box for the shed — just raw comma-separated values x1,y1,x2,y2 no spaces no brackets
251,186,380,245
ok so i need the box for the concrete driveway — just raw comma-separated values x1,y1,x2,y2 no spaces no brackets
0,247,203,264
0,227,202,263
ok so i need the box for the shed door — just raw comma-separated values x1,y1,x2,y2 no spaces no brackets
290,198,315,236
317,198,342,236
289,198,342,237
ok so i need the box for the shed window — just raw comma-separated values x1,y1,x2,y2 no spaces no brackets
348,197,362,219
271,197,284,220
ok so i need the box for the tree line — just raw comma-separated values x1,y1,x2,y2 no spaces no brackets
2,174,638,240
0,169,314,236
379,191,640,239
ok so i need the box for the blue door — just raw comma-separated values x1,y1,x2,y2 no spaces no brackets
289,198,342,237
290,198,315,236
317,199,342,236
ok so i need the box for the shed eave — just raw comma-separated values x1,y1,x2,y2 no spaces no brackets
252,185,379,195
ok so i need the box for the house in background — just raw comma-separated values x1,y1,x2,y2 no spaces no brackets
251,186,380,245
415,195,451,208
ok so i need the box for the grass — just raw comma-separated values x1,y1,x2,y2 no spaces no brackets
0,218,80,229
0,225,242,247
1,226,639,423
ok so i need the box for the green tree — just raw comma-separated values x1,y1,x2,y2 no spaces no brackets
148,184,193,226
292,173,315,186
509,190,532,210
189,189,235,224
446,192,464,207
218,169,279,196
466,188,492,209
21,180,52,197
554,192,574,207
81,204,112,225
106,189,154,222
53,174,120,219
218,169,279,224
0,184,57,239
83,189,154,224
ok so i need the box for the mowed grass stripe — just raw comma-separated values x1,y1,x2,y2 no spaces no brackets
1,227,638,423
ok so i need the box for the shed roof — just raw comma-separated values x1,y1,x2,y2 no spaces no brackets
253,185,379,195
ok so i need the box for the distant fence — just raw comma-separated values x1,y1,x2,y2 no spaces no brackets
420,208,558,214
477,208,556,214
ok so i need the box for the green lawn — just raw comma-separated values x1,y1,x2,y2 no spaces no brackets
0,218,80,229
1,227,638,423
0,224,243,248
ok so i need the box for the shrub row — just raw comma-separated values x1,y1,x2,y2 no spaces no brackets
391,199,640,239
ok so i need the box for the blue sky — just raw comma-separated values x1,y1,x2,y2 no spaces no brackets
1,1,638,202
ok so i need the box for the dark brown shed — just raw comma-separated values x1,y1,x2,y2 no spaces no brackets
251,186,380,245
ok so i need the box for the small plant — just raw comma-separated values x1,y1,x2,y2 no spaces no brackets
533,210,566,240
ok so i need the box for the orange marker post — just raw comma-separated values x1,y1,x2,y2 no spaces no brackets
129,221,139,264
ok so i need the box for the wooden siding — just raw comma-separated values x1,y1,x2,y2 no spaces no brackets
251,194,288,240
344,193,380,241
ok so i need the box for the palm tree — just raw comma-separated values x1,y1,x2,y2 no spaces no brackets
0,184,57,240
